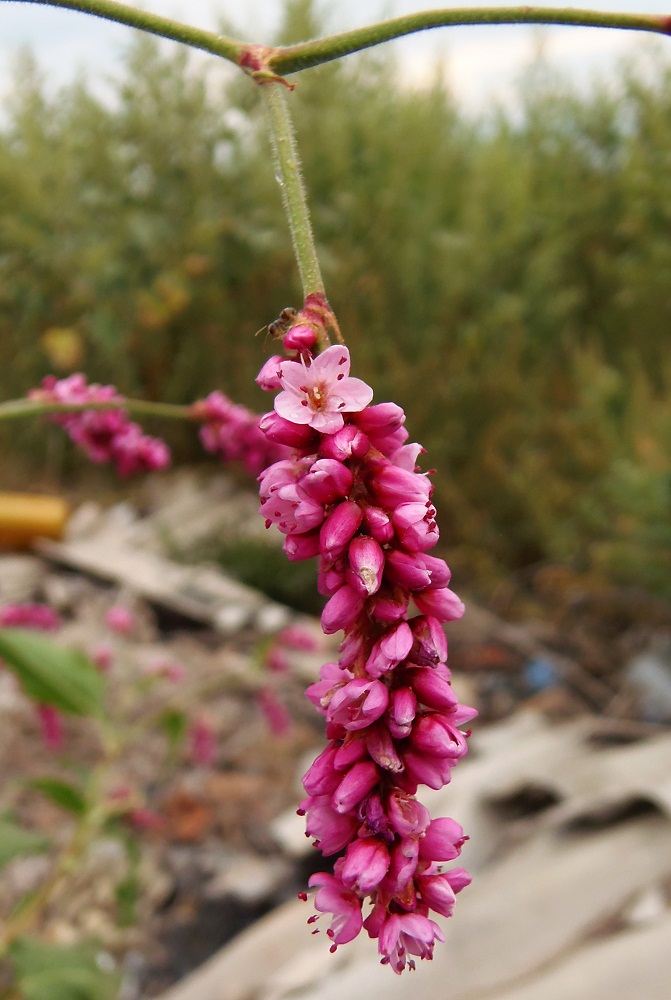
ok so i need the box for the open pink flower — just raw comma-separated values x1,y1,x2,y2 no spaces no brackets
275,347,373,434
308,873,364,947
377,912,445,973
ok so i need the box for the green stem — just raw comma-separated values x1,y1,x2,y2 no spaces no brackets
261,83,326,307
1,0,245,64
269,7,671,75
0,398,195,423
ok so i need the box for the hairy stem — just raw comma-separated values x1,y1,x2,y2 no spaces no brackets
0,398,195,423
0,0,245,64
269,6,671,75
261,83,327,311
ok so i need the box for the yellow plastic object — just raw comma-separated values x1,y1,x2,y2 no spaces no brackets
0,493,69,549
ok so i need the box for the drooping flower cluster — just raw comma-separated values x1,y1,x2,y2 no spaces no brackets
192,391,289,477
30,374,170,476
257,332,476,973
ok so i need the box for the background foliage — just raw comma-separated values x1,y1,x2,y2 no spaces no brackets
2,1,670,597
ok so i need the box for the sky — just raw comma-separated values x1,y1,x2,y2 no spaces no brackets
0,0,668,111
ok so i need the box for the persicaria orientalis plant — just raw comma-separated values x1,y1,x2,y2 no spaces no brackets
0,0,668,979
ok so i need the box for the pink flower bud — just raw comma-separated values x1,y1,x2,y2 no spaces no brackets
445,867,472,894
422,554,452,589
414,587,465,622
366,621,413,678
332,760,379,813
319,501,364,561
259,411,319,448
339,838,390,894
347,536,385,597
418,817,466,862
255,355,284,391
319,425,369,461
388,687,417,738
410,713,468,759
408,666,458,710
362,505,394,543
370,463,432,507
283,323,318,351
417,872,457,918
333,738,367,770
283,531,321,561
354,402,405,434
321,583,364,635
384,550,432,590
303,743,341,796
301,459,353,504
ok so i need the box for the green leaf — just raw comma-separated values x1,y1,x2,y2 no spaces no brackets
159,708,187,750
115,871,139,927
0,629,104,717
27,778,86,816
0,818,50,869
10,938,119,1000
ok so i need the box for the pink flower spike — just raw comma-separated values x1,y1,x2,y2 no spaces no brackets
37,704,64,752
0,604,61,631
188,715,217,765
277,624,320,652
105,605,134,636
257,687,292,737
275,346,373,434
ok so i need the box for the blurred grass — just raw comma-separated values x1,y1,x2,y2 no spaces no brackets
1,0,670,599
